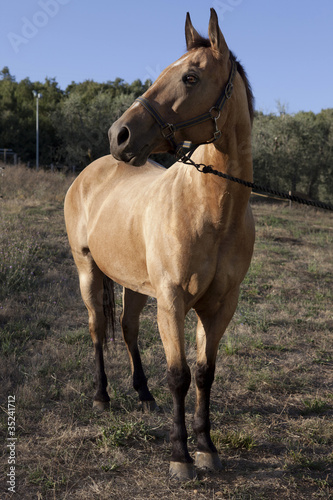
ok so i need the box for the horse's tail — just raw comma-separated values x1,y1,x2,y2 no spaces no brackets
103,275,116,344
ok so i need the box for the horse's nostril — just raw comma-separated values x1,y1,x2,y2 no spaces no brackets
117,126,130,146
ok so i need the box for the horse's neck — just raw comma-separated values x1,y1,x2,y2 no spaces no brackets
187,132,253,225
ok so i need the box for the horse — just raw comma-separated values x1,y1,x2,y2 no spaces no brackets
64,8,255,480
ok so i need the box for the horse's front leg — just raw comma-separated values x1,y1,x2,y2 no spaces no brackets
193,290,240,471
157,294,195,480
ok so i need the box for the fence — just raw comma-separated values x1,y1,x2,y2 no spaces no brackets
0,149,18,164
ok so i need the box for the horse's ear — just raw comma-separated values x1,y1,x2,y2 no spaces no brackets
208,8,229,55
185,12,201,50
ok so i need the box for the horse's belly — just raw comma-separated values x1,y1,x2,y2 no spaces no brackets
87,217,156,297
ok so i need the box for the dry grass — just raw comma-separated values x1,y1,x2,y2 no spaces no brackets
1,163,332,499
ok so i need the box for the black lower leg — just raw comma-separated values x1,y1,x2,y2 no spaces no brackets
193,362,217,453
132,347,155,402
168,366,192,463
94,343,110,403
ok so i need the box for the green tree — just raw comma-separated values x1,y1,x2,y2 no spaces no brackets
52,91,136,167
252,109,333,203
0,70,151,167
0,69,63,164
0,66,15,82
52,78,151,168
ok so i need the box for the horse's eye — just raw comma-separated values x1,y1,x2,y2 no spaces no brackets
183,74,198,86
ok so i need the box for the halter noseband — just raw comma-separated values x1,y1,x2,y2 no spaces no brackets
135,58,237,158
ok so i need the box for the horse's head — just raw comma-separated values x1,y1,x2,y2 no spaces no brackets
109,8,238,166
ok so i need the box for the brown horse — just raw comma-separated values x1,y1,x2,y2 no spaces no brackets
64,8,255,480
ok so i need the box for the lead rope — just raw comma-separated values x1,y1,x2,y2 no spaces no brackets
179,154,333,211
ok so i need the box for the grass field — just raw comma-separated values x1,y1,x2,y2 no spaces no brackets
1,163,332,499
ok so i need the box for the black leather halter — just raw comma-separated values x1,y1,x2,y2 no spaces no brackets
135,58,237,158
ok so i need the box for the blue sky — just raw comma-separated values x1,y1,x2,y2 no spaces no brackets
1,0,332,114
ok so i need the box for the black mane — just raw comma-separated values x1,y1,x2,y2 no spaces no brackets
230,50,255,124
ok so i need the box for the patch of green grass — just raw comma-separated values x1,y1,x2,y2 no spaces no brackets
0,226,42,299
0,319,50,356
212,429,256,451
259,214,285,228
287,449,333,472
221,335,240,355
313,350,333,365
60,355,83,372
302,398,329,415
60,328,91,345
246,366,307,394
291,419,333,446
251,340,288,352
98,418,156,448
235,308,265,333
28,467,67,489
101,461,123,472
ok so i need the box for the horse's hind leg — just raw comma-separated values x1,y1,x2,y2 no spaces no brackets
121,288,157,411
74,251,110,411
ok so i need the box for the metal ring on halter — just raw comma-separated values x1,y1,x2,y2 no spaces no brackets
209,107,221,120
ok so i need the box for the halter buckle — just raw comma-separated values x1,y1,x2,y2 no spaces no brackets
161,123,175,139
225,82,234,99
175,141,193,159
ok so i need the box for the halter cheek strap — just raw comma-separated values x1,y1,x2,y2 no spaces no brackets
135,59,237,158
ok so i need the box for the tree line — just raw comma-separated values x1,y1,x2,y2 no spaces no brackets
253,107,333,203
1,66,332,202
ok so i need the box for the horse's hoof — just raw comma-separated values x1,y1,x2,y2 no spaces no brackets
140,399,159,413
93,400,110,412
169,461,197,481
195,452,223,472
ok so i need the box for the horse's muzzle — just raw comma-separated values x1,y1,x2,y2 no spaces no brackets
108,121,151,166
